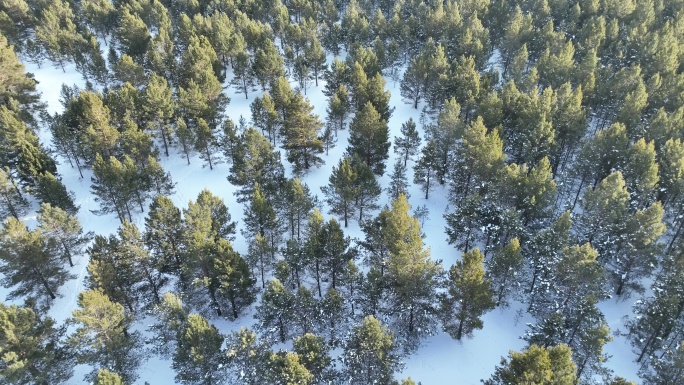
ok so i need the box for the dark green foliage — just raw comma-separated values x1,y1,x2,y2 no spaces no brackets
487,238,524,307
37,203,91,268
255,278,295,343
321,156,357,228
68,290,143,384
483,344,577,385
173,314,225,385
347,102,390,175
282,93,324,174
0,217,74,308
0,167,27,220
93,369,124,385
343,315,401,385
34,172,77,215
394,118,421,168
228,127,285,203
440,248,495,340
0,303,74,385
293,333,334,383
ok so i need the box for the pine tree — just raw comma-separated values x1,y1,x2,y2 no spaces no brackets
326,85,352,135
449,117,506,204
487,238,524,307
178,36,228,127
428,98,466,185
93,369,123,385
394,118,421,167
387,159,410,201
243,182,281,267
246,233,275,289
400,57,425,109
37,203,91,268
0,303,74,384
182,192,237,316
303,209,325,297
293,55,312,95
279,178,315,241
0,167,27,220
144,195,183,277
413,140,440,200
86,234,139,315
173,314,225,385
293,286,319,335
383,194,442,347
501,157,557,227
228,127,285,203
175,118,195,165
114,8,150,59
441,248,495,340
483,344,577,385
90,154,132,223
149,292,188,359
293,333,334,383
142,74,175,157
321,156,357,227
264,351,313,384
641,341,684,385
213,246,256,320
117,222,166,308
33,172,77,215
225,327,269,385
231,51,255,99
250,94,279,145
347,102,390,175
68,290,142,384
255,278,295,343
353,158,381,222
320,218,351,290
252,41,285,91
343,316,401,385
319,287,347,344
35,0,84,70
282,93,324,174
194,118,221,170
0,218,73,307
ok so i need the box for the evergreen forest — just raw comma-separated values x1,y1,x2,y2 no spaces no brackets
1,0,684,383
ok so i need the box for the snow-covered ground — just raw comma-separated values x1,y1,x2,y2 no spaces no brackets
4,51,642,383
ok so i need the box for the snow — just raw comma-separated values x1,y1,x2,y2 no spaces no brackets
1,49,643,384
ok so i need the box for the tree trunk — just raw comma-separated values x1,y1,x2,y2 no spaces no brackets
62,240,74,267
209,285,222,317
316,259,322,297
33,267,56,300
161,126,170,157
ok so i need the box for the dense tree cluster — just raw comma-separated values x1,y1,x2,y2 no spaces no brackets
2,0,684,383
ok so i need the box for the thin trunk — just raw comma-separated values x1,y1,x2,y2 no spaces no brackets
572,173,587,211
316,259,322,297
161,126,170,157
260,253,266,288
61,240,74,267
456,318,463,340
278,315,286,342
637,325,662,363
667,212,684,252
409,307,414,333
230,293,238,319
33,267,56,300
143,265,161,305
209,285,222,317
425,173,430,199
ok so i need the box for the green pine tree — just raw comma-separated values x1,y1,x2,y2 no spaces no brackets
441,248,495,340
